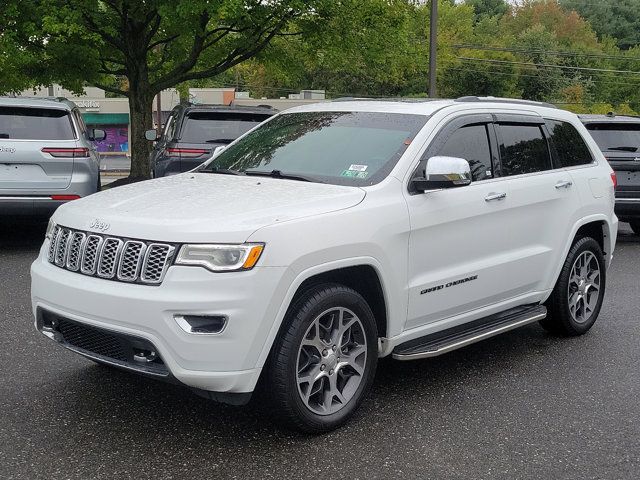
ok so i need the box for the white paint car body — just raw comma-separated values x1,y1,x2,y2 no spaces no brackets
31,99,618,403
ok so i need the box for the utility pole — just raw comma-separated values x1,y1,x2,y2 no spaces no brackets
428,0,438,98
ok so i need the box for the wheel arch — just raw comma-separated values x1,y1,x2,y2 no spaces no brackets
255,258,391,369
545,215,614,302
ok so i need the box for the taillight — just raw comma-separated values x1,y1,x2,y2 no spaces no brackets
165,148,209,158
50,194,80,201
41,147,90,158
611,171,617,189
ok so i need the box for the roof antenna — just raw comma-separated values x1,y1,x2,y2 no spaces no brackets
606,111,616,117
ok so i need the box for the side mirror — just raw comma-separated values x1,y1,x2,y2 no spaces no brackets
145,129,159,141
212,145,226,157
412,156,472,191
88,128,106,142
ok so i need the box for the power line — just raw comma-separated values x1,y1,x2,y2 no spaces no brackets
456,56,640,76
445,66,640,88
453,44,640,62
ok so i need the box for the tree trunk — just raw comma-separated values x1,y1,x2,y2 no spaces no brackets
128,91,154,179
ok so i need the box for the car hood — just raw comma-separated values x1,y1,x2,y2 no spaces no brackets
53,173,366,243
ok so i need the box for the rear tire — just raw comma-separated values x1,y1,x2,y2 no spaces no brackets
540,237,606,336
266,283,378,433
630,221,640,235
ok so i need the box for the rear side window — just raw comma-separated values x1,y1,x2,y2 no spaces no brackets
180,112,272,144
498,124,552,176
546,120,593,167
0,107,75,140
437,124,493,181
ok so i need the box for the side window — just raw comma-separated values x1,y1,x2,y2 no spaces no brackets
437,124,493,181
545,119,594,167
498,124,552,176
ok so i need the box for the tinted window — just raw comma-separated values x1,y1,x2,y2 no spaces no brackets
438,124,493,181
0,107,75,140
180,112,273,143
200,111,427,186
585,122,640,153
498,124,551,176
546,120,593,167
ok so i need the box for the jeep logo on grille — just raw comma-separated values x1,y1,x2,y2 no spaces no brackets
88,219,110,232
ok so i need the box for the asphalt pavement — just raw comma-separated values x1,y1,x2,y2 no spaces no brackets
1,221,639,479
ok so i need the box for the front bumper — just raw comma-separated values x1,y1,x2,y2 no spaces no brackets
615,197,640,220
31,243,289,394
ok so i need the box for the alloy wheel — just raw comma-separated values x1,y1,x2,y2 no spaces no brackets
295,307,367,415
567,251,601,324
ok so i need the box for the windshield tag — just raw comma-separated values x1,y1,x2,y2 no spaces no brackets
348,164,368,172
341,170,369,178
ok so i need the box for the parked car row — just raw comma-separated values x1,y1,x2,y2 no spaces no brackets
31,96,618,432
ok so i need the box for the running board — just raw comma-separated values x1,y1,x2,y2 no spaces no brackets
392,304,547,361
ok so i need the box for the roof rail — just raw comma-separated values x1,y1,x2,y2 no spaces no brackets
455,96,557,109
330,97,441,103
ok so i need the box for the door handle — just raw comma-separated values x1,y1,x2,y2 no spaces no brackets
485,192,507,202
555,180,573,189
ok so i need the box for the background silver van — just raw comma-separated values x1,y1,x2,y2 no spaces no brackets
0,97,104,217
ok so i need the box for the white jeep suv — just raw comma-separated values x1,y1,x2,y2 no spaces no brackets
31,97,617,432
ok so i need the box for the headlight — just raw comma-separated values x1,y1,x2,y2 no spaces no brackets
45,219,57,240
175,243,264,272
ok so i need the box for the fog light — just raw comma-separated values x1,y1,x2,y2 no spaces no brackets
174,314,227,335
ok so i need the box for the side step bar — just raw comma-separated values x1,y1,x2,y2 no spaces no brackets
392,304,547,361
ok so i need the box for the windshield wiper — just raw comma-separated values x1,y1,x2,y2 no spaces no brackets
607,146,638,152
205,138,235,144
202,166,243,176
244,169,321,183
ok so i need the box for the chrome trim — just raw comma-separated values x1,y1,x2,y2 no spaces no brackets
174,314,228,335
485,192,507,202
80,234,104,275
0,196,69,201
392,310,547,361
116,240,147,282
615,198,640,203
140,243,175,284
96,237,124,278
48,226,176,285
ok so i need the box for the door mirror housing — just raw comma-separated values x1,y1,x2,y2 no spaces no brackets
88,128,106,142
412,156,472,191
145,129,159,141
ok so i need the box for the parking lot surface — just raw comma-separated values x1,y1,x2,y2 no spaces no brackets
1,221,639,479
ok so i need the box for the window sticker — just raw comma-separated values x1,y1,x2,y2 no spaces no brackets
340,170,369,178
348,164,368,172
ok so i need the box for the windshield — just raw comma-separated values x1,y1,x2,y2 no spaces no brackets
199,111,428,186
585,123,640,152
180,112,272,143
0,107,75,140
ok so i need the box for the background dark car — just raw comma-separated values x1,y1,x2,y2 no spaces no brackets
581,114,640,235
147,104,277,177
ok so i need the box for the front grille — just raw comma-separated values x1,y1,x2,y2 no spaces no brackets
48,226,176,285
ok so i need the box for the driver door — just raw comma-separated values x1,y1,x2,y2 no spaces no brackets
404,114,515,329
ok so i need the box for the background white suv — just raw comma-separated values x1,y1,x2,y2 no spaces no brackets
31,97,617,433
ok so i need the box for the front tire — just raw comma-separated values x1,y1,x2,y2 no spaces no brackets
540,237,606,336
266,283,378,433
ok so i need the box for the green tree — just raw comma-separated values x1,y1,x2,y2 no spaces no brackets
465,0,508,22
560,0,640,50
0,0,335,179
